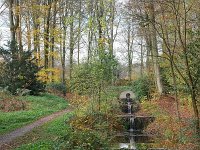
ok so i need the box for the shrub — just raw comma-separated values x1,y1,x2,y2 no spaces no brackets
46,82,67,96
56,129,109,150
68,112,123,132
132,76,153,100
70,63,95,95
0,41,45,95
159,61,174,94
70,56,119,95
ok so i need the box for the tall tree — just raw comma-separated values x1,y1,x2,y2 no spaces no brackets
60,0,68,84
126,21,134,81
77,0,82,65
44,0,52,69
173,0,200,133
87,0,95,62
31,0,42,65
69,0,74,79
7,0,19,43
148,1,163,94
50,0,58,81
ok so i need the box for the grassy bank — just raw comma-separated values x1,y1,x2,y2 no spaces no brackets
14,112,72,150
0,93,68,135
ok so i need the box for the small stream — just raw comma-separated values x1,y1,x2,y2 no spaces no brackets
121,101,137,149
113,91,164,150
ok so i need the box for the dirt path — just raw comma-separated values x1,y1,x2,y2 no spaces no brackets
0,109,71,149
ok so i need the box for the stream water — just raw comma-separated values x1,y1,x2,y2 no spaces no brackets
115,91,157,150
119,93,136,150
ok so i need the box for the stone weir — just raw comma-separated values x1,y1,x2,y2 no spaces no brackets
112,91,166,150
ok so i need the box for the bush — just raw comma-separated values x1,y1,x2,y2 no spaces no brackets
70,64,95,95
132,76,153,100
0,41,45,95
46,82,67,96
56,130,109,150
159,61,174,94
70,56,119,95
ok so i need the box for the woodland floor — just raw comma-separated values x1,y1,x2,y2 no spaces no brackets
136,95,195,118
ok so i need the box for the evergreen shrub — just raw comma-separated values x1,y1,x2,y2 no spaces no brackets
0,41,45,95
132,76,153,100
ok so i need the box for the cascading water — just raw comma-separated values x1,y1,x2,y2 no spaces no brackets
116,91,158,150
119,93,137,150
127,102,132,115
129,136,136,149
128,100,136,149
129,117,135,132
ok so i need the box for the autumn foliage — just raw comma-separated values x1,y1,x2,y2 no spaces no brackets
139,96,199,150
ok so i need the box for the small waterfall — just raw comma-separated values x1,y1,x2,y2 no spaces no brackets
129,117,135,132
129,116,136,149
116,91,157,150
127,97,136,149
130,136,136,149
127,102,132,114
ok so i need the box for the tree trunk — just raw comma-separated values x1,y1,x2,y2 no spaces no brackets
44,0,51,69
97,0,104,61
32,0,41,66
26,14,31,51
77,0,82,65
8,0,20,60
87,11,94,62
50,0,58,82
170,59,181,120
8,0,18,43
140,39,144,76
109,0,115,84
16,0,23,52
62,26,67,84
109,0,115,56
149,2,163,95
144,25,152,75
69,1,74,79
127,22,132,81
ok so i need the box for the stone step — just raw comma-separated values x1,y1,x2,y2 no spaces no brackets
115,132,154,137
147,148,167,150
117,114,155,118
112,148,167,150
112,133,154,143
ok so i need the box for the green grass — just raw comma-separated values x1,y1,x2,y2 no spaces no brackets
14,113,72,150
0,93,68,135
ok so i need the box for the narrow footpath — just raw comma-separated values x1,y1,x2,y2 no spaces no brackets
0,109,71,149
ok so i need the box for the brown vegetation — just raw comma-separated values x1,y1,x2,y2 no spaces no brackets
0,99,27,112
138,95,199,150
